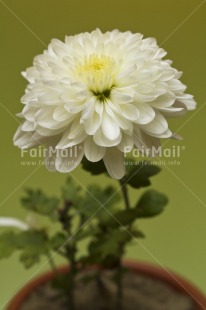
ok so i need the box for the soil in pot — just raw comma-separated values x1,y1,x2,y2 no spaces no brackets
19,269,196,310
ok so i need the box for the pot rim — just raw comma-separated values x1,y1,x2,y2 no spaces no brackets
6,260,206,310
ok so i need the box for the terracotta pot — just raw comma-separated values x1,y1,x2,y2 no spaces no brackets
6,261,206,310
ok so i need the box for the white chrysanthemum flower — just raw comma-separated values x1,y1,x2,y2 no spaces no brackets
14,29,196,179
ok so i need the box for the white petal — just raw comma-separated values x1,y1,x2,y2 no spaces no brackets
103,147,125,179
106,101,133,132
133,126,144,149
141,131,161,151
84,112,101,135
135,102,155,124
167,79,186,91
135,93,159,102
101,110,120,140
172,133,183,140
84,137,105,162
111,89,134,103
95,101,104,116
150,92,176,109
117,133,134,152
21,120,36,131
50,39,69,57
56,127,87,149
160,69,176,81
13,125,41,148
63,135,87,148
35,108,69,129
82,38,94,53
44,147,58,172
117,64,137,80
160,106,186,118
136,83,156,95
166,99,188,116
80,97,96,122
0,217,29,230
120,104,139,121
94,128,122,147
22,104,39,122
149,128,172,138
64,101,84,113
22,67,40,83
53,105,71,122
133,126,161,152
21,92,38,103
55,145,84,172
67,118,84,139
179,98,197,111
36,125,66,137
38,92,61,104
140,112,168,135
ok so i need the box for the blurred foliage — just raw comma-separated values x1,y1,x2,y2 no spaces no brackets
0,161,167,272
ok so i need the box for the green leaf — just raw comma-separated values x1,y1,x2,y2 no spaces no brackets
19,252,40,269
21,189,59,219
125,161,161,189
0,231,17,259
99,209,145,238
136,189,168,218
88,229,130,258
80,252,104,265
81,157,107,175
107,209,138,228
130,229,145,238
50,232,67,251
0,230,50,268
87,185,120,208
70,191,97,219
74,226,101,241
17,230,49,268
77,185,120,219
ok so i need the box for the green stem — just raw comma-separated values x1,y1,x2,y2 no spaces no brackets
120,178,130,210
47,252,58,274
116,179,131,309
58,200,77,310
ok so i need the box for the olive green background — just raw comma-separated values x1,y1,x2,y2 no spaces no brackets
0,0,206,308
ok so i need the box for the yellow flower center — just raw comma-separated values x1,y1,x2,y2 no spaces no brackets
76,54,116,101
83,54,111,72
